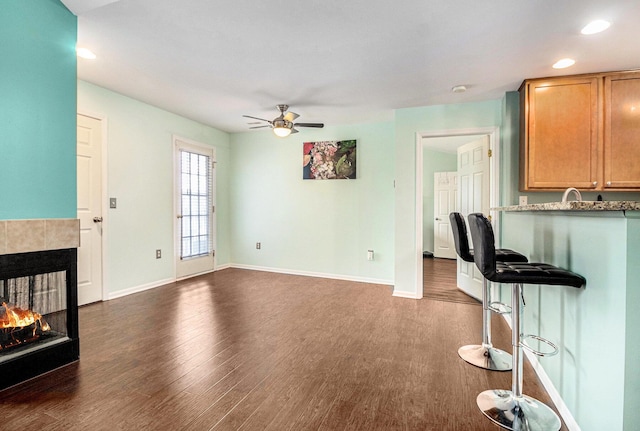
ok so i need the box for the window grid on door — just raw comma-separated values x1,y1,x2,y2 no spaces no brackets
179,150,212,259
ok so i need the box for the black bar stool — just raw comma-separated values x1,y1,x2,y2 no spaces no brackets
467,213,585,431
449,212,528,371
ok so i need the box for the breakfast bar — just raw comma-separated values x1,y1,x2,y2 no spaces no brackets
492,201,640,430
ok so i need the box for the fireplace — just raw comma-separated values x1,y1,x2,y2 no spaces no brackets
0,219,80,390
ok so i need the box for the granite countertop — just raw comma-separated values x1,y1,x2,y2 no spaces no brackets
494,201,640,211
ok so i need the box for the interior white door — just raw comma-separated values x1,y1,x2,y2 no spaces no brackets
77,114,103,306
433,171,458,259
456,136,490,300
175,138,216,279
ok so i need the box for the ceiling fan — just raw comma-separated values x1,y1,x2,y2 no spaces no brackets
243,105,324,137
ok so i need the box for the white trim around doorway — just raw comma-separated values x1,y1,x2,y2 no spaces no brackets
414,126,501,299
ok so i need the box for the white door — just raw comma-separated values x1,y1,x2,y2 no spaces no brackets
456,136,490,300
77,114,103,306
175,137,216,279
433,171,457,259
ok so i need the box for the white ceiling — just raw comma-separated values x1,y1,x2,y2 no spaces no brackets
64,0,640,134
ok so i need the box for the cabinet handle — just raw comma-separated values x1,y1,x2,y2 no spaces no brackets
593,181,597,186
606,181,612,187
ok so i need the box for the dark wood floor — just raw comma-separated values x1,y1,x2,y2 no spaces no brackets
0,268,566,430
423,257,480,305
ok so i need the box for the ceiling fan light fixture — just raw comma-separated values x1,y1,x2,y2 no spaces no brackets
272,119,292,137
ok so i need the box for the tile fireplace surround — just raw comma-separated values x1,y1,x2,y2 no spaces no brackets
0,219,80,255
0,218,80,390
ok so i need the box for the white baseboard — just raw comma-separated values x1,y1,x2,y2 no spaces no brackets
392,290,421,299
175,268,216,282
104,265,390,301
229,263,394,286
107,277,175,300
501,314,581,431
106,265,229,300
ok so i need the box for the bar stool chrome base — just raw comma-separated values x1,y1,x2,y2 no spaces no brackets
458,344,512,371
477,389,561,431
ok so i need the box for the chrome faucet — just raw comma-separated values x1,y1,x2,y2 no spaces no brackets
561,187,582,203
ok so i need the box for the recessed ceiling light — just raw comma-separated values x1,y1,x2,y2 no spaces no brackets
552,58,575,69
76,47,96,60
581,20,611,35
451,85,467,93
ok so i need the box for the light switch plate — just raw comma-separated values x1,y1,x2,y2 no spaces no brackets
110,198,117,209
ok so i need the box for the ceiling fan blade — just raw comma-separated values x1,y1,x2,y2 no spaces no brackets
249,125,271,129
294,122,324,128
290,128,299,134
283,111,300,122
243,115,271,122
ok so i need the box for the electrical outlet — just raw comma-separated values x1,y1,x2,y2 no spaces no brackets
256,242,261,250
156,249,161,259
519,196,528,206
367,250,374,261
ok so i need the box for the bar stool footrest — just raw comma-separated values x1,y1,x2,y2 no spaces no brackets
488,301,512,314
520,334,559,357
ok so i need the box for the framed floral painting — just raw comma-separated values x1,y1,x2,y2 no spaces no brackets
303,140,356,180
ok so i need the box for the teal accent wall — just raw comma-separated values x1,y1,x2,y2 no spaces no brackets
0,1,77,219
394,100,502,296
422,149,456,252
229,123,395,283
78,81,231,295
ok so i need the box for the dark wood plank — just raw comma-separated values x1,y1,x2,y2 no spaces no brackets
423,257,481,305
0,268,568,430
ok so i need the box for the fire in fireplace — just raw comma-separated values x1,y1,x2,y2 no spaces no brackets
0,302,51,350
0,249,79,390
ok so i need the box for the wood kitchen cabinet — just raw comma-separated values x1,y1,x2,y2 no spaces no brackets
604,72,640,189
519,70,640,191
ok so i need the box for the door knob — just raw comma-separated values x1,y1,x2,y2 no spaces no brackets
93,217,103,223
435,217,441,221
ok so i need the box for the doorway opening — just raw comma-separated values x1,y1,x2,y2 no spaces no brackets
415,127,501,301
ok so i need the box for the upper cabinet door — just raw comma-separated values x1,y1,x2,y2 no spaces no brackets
521,76,599,190
604,73,640,189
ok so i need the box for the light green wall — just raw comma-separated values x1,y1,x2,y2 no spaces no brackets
500,92,520,208
229,122,394,283
624,213,640,430
394,100,502,296
422,149,456,252
78,81,231,295
0,0,77,219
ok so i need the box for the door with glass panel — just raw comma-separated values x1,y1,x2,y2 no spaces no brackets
174,137,216,279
